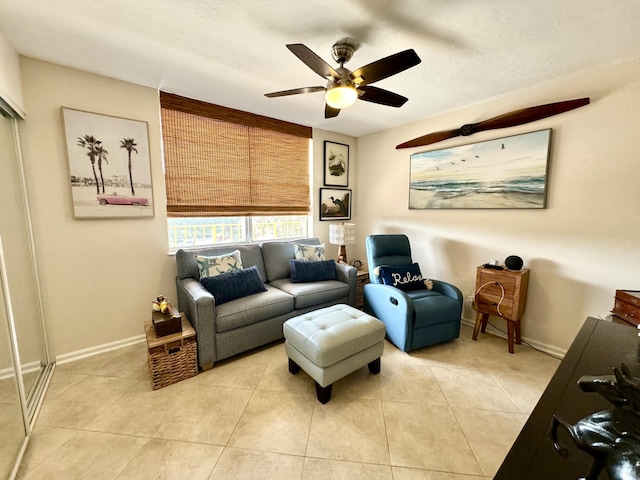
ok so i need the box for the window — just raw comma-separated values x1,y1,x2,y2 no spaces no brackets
160,92,313,250
167,215,308,250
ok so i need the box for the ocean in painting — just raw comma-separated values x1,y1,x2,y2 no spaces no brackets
409,129,551,209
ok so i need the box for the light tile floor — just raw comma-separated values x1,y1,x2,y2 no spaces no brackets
15,324,560,480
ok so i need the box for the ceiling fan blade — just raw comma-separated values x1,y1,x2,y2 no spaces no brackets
351,49,421,86
265,86,325,98
325,104,341,119
358,85,408,107
286,44,339,80
475,98,590,132
396,97,590,149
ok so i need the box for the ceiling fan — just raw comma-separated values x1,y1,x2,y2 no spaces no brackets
265,42,421,118
396,97,590,149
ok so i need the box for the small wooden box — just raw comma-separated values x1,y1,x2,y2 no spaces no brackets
152,309,182,337
612,290,640,326
145,313,197,390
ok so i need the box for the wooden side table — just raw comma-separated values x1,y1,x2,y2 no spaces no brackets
355,270,370,310
472,265,530,353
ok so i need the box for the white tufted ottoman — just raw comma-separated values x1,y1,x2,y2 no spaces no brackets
283,304,386,403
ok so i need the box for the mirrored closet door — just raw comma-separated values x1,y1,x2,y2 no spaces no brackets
0,281,26,480
0,101,53,477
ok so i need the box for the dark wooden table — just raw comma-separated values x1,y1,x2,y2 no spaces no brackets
494,316,640,479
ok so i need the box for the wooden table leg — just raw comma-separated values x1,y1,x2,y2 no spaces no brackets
480,313,488,333
515,319,522,345
507,321,515,354
473,312,488,340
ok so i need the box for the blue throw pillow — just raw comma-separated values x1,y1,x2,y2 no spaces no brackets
378,263,427,291
200,265,266,305
289,259,336,283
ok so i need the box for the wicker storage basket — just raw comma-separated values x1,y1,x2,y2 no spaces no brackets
145,314,198,390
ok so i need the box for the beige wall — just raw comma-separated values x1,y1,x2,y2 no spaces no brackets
311,130,358,260
0,26,24,116
354,59,640,356
19,58,176,359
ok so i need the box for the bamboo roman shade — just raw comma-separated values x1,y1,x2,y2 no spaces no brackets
160,92,312,217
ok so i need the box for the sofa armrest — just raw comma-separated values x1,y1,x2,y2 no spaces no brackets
335,263,357,307
176,277,216,368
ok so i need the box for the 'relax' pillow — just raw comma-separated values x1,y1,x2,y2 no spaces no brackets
195,250,242,279
377,263,433,291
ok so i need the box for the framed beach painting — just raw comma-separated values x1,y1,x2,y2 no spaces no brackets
319,188,351,221
409,129,552,209
62,107,153,218
324,141,349,187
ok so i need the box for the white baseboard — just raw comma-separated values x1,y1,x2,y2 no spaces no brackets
55,334,146,365
461,317,566,359
0,366,14,380
0,359,47,381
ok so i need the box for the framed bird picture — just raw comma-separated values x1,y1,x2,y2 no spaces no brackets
323,141,349,187
319,188,351,221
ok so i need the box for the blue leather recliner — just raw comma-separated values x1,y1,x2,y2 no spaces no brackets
364,234,463,352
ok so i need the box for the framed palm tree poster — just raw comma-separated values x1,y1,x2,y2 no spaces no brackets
62,107,153,218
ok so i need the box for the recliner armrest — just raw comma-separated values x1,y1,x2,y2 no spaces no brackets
363,283,414,347
176,277,216,367
430,279,463,304
363,283,414,317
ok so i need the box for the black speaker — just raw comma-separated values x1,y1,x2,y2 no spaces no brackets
505,255,523,270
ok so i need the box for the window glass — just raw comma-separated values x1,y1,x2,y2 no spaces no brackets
168,215,308,250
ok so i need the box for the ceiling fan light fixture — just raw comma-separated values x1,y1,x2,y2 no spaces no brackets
325,84,358,109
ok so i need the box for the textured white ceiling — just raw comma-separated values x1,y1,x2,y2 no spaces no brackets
1,0,640,137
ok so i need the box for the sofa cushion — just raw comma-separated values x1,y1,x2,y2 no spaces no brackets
262,238,321,282
176,244,267,282
270,278,349,309
289,259,336,283
200,266,266,305
195,250,243,279
215,284,294,333
378,263,429,291
294,242,326,261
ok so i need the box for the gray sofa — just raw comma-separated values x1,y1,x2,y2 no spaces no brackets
175,238,357,369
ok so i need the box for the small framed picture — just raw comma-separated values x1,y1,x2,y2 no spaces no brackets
323,141,349,187
320,188,351,221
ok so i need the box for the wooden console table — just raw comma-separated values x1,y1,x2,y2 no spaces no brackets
494,317,640,479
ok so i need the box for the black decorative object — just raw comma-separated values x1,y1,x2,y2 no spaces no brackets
505,255,524,270
551,363,640,480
